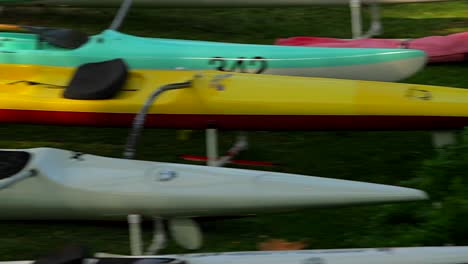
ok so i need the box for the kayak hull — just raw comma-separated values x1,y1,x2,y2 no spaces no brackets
2,110,468,131
0,147,427,220
0,30,426,81
1,64,468,131
265,57,426,82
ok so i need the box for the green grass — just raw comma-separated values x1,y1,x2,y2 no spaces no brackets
0,0,467,259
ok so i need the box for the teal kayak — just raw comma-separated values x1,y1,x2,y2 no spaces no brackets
0,29,426,81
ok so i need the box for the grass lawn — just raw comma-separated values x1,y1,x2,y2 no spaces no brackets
0,0,467,259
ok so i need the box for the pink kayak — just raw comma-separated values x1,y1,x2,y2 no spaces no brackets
276,32,468,63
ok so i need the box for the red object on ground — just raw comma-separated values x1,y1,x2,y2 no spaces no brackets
258,239,308,251
276,32,468,63
180,155,275,167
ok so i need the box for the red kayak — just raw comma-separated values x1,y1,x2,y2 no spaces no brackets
276,32,468,64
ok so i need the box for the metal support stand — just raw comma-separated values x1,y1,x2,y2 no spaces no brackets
109,0,133,30
206,128,219,166
124,81,192,159
362,3,383,38
183,130,272,166
0,168,37,189
350,0,383,38
432,131,459,148
205,129,249,167
350,0,363,39
127,216,167,255
123,81,192,255
145,218,167,255
128,214,143,256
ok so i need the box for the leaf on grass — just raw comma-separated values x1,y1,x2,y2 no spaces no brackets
258,239,307,251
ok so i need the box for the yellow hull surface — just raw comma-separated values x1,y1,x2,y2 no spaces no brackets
0,63,467,130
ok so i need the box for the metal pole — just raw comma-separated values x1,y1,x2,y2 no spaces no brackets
350,0,363,38
123,82,191,255
206,128,218,166
145,218,167,255
362,2,383,37
123,81,192,159
214,133,248,167
128,214,143,256
432,131,459,148
0,169,37,189
109,0,134,30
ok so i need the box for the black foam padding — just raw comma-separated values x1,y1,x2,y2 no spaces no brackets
33,245,89,264
22,26,89,49
0,151,30,180
41,28,89,49
96,258,185,264
63,59,128,100
97,258,183,264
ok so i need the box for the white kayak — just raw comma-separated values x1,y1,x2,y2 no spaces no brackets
0,147,428,220
4,246,468,264
102,246,468,264
0,147,429,250
0,0,453,7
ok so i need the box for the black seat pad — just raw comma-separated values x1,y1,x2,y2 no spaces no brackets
41,28,89,49
97,258,182,264
0,151,30,180
34,245,89,264
63,59,128,100
22,26,89,49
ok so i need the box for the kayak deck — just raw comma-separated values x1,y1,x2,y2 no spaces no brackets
0,30,426,81
0,147,427,219
0,63,468,130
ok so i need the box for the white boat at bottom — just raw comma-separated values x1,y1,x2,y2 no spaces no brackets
100,246,468,264
4,246,468,264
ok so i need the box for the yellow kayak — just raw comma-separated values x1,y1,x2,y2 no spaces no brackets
0,59,467,130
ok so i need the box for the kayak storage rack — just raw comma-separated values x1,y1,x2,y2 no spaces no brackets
122,80,194,255
123,81,193,160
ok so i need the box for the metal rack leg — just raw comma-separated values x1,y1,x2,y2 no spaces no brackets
432,131,459,148
350,0,363,38
206,128,219,166
128,214,143,256
362,3,383,38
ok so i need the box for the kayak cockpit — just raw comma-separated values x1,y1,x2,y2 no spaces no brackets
64,58,128,100
0,150,30,179
0,26,89,50
23,26,89,49
33,245,185,264
0,150,36,190
91,258,185,264
0,59,147,101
